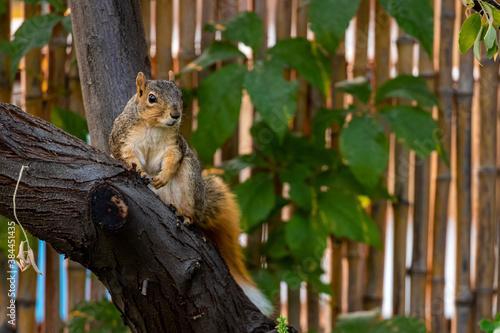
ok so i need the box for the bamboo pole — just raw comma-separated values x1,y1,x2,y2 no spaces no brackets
16,241,38,333
0,0,11,102
347,0,370,313
46,13,68,112
68,46,85,117
276,0,292,47
67,260,86,312
199,0,216,82
430,0,454,331
392,29,415,316
497,101,500,316
66,34,87,307
410,0,438,322
44,9,68,331
329,237,343,327
283,0,302,329
44,245,62,333
244,0,266,276
245,1,269,323
329,37,347,327
0,4,12,332
253,0,267,60
140,0,151,52
454,6,474,333
23,3,44,119
474,55,498,330
156,0,173,79
16,5,43,333
497,99,500,321
364,1,391,311
306,87,325,330
178,0,197,140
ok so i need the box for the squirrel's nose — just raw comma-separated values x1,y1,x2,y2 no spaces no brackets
170,113,180,120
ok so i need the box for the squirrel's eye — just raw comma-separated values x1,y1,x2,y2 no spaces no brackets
148,94,157,103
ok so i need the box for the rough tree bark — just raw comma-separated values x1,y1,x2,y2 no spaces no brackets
0,102,283,333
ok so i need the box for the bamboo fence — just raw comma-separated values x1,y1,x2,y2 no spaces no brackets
0,1,499,332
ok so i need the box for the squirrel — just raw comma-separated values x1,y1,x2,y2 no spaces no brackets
109,71,272,315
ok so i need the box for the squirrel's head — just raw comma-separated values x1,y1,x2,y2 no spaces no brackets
135,71,183,128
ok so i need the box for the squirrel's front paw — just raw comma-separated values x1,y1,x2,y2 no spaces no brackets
151,175,170,189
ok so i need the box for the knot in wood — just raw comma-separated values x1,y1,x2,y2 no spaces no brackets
91,182,128,230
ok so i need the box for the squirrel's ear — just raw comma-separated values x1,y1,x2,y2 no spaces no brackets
168,70,175,82
136,72,147,98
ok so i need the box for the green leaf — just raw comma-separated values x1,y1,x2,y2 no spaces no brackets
2,14,63,80
310,107,345,146
66,299,128,332
268,37,331,96
234,173,276,231
479,319,500,333
308,0,362,54
245,59,298,141
339,115,389,189
61,14,72,34
335,76,372,103
263,222,289,259
252,269,280,306
474,25,483,61
285,214,327,262
208,11,263,53
288,182,313,210
381,105,438,157
180,41,246,74
334,309,380,333
51,107,89,142
369,316,428,333
191,63,246,164
375,74,438,107
316,192,382,247
485,23,497,50
315,167,366,196
484,3,500,30
378,0,434,56
459,13,482,54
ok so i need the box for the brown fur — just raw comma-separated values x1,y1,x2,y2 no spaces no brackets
109,72,253,285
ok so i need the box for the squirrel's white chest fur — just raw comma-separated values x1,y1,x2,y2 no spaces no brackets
128,126,189,212
130,126,173,176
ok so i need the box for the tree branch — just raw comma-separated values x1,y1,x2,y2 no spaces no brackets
0,102,289,333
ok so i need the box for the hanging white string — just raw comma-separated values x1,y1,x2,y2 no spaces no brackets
12,165,42,275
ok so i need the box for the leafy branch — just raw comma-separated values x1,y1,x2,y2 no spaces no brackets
460,0,500,60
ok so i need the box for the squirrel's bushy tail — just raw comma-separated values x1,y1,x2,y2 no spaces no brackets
202,175,272,315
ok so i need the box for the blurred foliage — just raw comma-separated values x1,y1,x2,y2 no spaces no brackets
332,309,429,333
181,0,440,312
0,0,71,80
51,106,89,141
66,299,129,333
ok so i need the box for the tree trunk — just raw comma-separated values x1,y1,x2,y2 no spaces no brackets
69,0,151,155
0,102,287,333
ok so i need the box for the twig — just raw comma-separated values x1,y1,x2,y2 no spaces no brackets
474,0,500,12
